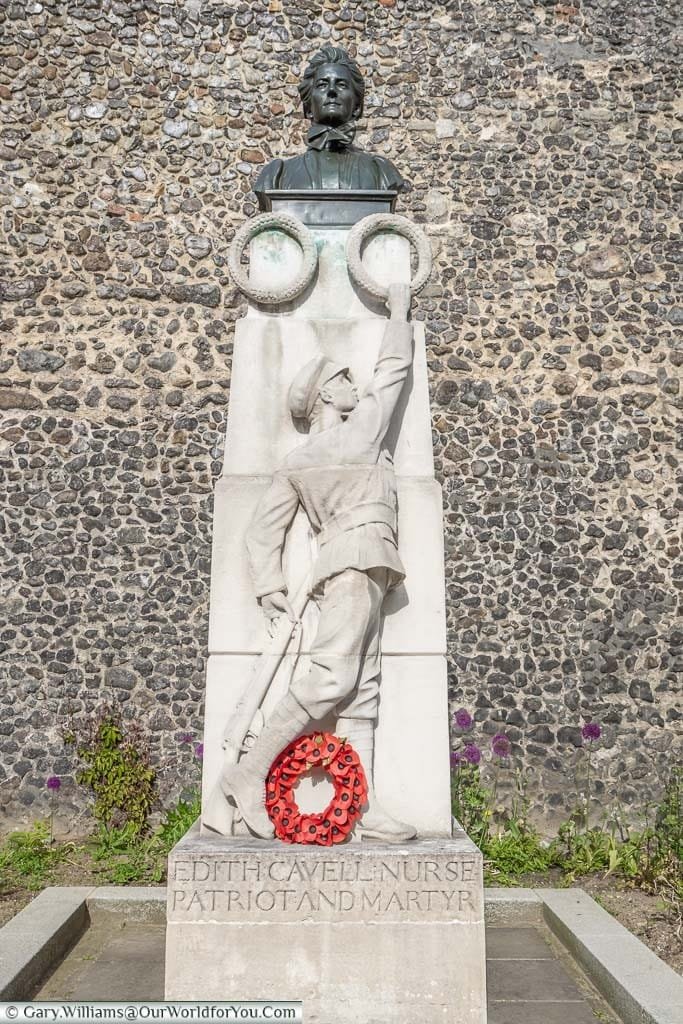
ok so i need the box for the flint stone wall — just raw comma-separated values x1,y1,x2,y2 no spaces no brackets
0,0,680,830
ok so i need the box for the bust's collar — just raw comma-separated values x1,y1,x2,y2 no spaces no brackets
306,121,356,151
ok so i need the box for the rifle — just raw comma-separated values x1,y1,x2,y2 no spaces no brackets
202,575,311,837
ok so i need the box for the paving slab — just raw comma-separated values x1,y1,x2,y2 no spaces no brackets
37,920,165,1002
485,926,554,960
486,924,621,1024
488,958,595,1002
487,1006,603,1024
49,957,165,1002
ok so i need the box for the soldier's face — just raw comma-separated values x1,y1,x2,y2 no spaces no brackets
309,63,358,126
322,370,358,415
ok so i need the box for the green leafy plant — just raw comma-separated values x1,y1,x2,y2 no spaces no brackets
449,712,682,901
634,768,682,901
484,811,553,884
450,715,551,883
482,768,553,884
87,791,201,885
65,704,156,836
552,819,619,881
156,791,201,853
551,769,682,902
451,763,492,850
89,824,162,885
484,826,552,885
0,822,72,891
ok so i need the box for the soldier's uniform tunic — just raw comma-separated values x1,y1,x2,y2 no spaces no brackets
246,318,412,722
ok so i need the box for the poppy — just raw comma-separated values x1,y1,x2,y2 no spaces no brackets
331,805,349,825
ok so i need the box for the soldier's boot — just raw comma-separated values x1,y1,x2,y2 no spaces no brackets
219,692,310,839
336,717,417,842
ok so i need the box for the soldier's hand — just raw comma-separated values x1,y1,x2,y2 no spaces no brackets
386,283,411,321
261,591,296,638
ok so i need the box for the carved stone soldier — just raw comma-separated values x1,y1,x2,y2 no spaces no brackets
218,283,417,843
255,45,405,207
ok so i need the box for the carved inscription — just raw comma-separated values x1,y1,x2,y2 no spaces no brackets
169,854,480,922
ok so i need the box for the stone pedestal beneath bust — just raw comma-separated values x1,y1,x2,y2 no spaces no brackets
201,193,452,837
166,824,486,1023
164,192,487,1020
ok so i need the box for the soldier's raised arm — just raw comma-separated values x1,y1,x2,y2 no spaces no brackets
352,283,413,447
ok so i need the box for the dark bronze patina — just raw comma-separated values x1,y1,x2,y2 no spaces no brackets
254,46,405,209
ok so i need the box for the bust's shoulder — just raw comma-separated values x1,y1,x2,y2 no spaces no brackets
342,148,405,191
254,154,313,204
366,152,406,191
254,158,285,193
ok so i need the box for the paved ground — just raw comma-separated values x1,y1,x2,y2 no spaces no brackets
36,920,620,1021
37,919,165,1002
486,926,618,1023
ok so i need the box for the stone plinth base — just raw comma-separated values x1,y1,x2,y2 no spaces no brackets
165,826,487,1023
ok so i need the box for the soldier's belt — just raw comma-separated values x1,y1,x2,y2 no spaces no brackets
316,501,397,548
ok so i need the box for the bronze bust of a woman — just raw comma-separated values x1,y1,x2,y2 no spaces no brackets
254,46,405,208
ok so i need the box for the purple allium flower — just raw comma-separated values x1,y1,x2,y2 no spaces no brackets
193,742,204,760
453,708,473,731
46,776,61,791
463,743,482,766
179,733,193,745
491,733,511,758
581,722,602,742
450,750,464,769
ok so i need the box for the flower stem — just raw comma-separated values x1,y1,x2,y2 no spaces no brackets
585,741,592,832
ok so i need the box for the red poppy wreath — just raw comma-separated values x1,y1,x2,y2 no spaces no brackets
265,732,368,845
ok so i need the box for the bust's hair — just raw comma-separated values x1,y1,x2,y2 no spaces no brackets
298,46,365,120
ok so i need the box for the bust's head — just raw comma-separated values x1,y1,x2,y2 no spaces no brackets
298,46,365,127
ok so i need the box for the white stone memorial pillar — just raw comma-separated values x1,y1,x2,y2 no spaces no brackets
165,194,487,1023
